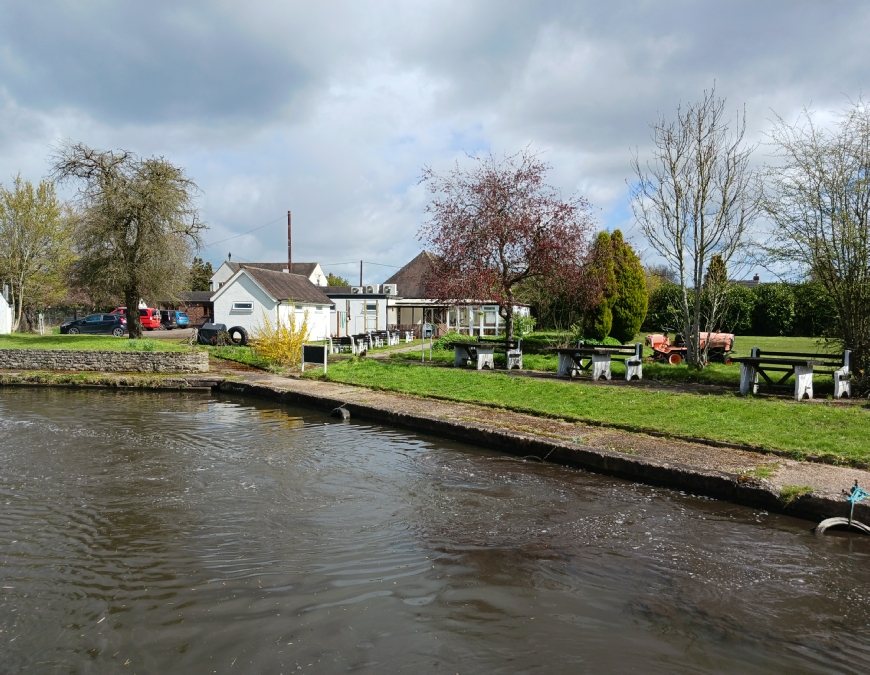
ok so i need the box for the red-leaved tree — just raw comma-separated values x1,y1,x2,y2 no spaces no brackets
419,149,597,339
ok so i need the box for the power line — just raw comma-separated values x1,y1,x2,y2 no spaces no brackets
202,215,285,249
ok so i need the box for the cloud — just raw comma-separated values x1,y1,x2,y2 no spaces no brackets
1,0,869,281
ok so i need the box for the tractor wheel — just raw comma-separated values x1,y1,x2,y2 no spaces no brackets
668,352,682,365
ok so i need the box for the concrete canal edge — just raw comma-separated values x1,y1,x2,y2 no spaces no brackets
214,380,865,526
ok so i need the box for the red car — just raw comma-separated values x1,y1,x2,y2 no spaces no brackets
111,307,162,330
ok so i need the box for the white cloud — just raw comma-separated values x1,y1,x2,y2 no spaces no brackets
0,0,869,282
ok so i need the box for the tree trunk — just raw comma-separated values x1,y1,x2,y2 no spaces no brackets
125,289,142,338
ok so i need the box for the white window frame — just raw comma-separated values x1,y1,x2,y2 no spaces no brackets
232,301,254,312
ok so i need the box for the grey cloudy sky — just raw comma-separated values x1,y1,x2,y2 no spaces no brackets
0,1,867,283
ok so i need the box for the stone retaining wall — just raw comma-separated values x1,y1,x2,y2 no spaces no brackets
0,349,209,373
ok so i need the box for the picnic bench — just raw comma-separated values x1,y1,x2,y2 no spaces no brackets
733,348,851,400
553,342,644,381
453,338,523,370
330,336,359,354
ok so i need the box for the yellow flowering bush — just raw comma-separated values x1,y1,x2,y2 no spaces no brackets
249,309,311,366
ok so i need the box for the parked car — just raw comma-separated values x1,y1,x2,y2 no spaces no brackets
111,307,162,330
60,313,128,337
159,310,190,330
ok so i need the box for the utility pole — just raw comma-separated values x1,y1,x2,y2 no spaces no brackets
287,211,293,274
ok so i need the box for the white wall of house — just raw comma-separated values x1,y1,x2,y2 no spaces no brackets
212,271,332,341
327,296,388,337
212,273,279,335
209,261,236,292
308,263,327,287
0,290,12,334
277,302,331,341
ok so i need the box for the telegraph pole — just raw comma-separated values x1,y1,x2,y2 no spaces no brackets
287,211,293,274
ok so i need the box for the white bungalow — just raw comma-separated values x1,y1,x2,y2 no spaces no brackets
210,261,328,292
383,251,531,337
211,267,334,341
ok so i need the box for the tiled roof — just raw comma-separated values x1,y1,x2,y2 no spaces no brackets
228,261,319,277
383,251,439,298
242,267,333,305
177,291,214,303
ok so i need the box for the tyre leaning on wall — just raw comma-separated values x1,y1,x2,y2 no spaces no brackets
228,326,249,346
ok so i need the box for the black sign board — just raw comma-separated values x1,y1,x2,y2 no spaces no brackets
301,344,328,373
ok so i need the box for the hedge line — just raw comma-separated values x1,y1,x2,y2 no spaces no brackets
643,282,837,337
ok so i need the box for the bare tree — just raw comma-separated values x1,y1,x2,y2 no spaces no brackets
763,99,870,373
52,143,205,338
631,88,760,366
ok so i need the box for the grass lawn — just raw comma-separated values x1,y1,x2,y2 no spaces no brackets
311,358,870,462
0,334,190,352
205,345,280,370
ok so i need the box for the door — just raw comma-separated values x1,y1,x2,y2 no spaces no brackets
82,314,103,333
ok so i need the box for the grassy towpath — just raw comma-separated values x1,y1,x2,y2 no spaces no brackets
0,334,189,352
313,359,870,463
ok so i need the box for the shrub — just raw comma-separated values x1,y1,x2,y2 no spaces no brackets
610,230,648,342
433,331,471,351
717,284,755,334
249,310,311,366
752,283,795,336
792,282,837,337
644,282,684,331
512,314,537,337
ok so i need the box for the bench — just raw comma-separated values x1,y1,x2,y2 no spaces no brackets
453,338,523,370
331,336,359,354
553,342,644,381
733,348,851,400
404,331,414,343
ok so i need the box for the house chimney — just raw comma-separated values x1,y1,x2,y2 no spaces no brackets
753,273,760,282
228,252,232,262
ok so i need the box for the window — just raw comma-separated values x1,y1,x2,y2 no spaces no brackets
316,306,323,311
219,282,225,288
232,301,254,311
366,303,377,312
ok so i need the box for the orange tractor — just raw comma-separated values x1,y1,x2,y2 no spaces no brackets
645,327,735,365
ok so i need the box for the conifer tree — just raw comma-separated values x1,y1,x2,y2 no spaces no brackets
610,229,647,342
583,231,616,340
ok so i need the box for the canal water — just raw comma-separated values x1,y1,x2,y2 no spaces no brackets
2,388,870,674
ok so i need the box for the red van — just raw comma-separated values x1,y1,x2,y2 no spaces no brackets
111,307,162,330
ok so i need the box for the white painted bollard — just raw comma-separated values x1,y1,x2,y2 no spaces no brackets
454,347,467,368
557,353,573,378
795,364,814,400
625,358,642,381
477,352,495,370
591,354,612,381
834,367,851,398
739,363,758,395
